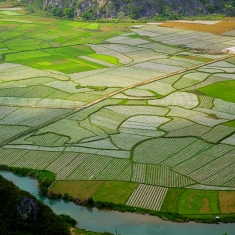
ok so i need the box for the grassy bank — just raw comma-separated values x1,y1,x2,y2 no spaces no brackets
0,165,55,195
1,166,235,224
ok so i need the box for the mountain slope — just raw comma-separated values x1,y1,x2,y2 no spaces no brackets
0,174,70,235
28,0,234,19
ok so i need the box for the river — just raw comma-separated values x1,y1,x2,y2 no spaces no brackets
1,170,235,235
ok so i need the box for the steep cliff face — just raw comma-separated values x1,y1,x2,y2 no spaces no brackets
38,0,226,18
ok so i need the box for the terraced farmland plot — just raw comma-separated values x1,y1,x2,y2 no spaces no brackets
111,133,151,150
44,80,81,94
37,119,95,143
145,164,195,187
27,133,70,147
121,115,169,130
140,42,182,54
161,139,212,166
66,155,113,180
95,158,131,180
12,150,61,169
77,138,119,150
202,162,235,187
133,137,197,164
222,133,235,145
126,185,168,211
198,95,214,109
105,67,160,81
79,119,107,138
132,163,147,184
0,107,69,127
133,62,183,73
173,144,234,176
137,80,175,96
89,109,128,134
0,64,68,81
0,148,29,166
56,154,89,180
46,152,79,173
188,149,235,183
106,105,169,116
149,92,198,109
202,125,235,143
0,125,30,143
166,124,211,137
123,89,155,97
213,98,235,115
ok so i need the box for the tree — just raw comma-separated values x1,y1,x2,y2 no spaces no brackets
82,9,94,20
63,8,74,18
130,3,138,19
52,7,63,17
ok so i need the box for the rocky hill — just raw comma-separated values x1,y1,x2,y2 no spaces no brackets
26,0,235,19
0,174,70,235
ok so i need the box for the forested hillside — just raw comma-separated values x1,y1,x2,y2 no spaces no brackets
21,0,235,19
0,174,70,235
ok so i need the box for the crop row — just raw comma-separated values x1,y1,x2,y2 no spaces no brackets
131,163,195,187
39,118,95,143
0,107,68,127
111,133,149,151
160,117,194,132
12,150,61,169
26,133,65,147
46,152,79,173
126,184,168,211
173,144,234,176
66,155,112,180
107,105,169,117
79,118,107,138
133,137,196,164
145,164,195,187
140,42,181,54
222,133,235,145
202,162,235,187
213,98,235,115
56,153,89,180
0,125,30,143
149,92,199,109
201,125,235,143
94,158,131,180
105,66,158,81
121,115,169,130
161,139,212,166
166,124,211,138
78,138,118,150
133,61,182,73
189,149,235,182
198,95,214,109
0,148,29,166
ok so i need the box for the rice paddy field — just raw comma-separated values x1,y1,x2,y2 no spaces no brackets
1,7,235,219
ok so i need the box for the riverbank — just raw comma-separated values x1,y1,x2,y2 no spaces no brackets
1,165,235,224
1,169,235,235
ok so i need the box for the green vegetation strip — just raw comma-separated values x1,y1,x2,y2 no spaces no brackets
92,181,138,204
0,165,55,195
198,80,235,103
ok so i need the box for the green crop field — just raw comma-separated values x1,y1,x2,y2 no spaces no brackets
1,6,235,220
198,81,235,102
92,181,138,204
178,190,220,215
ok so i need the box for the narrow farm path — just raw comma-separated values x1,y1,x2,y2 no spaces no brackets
0,53,234,147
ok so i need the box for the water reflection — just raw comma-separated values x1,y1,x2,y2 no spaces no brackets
1,170,235,235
